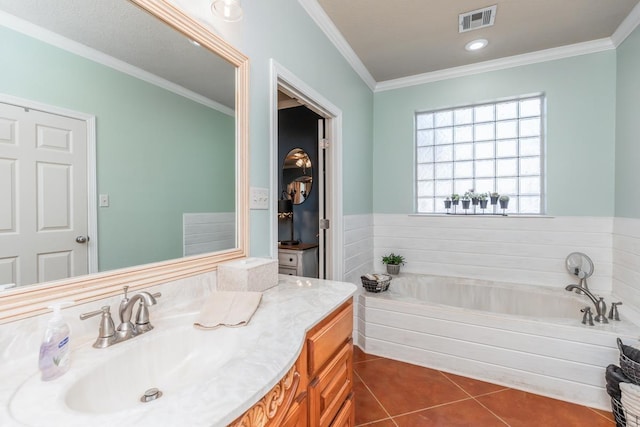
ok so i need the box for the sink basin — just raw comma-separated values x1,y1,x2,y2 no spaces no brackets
64,324,241,414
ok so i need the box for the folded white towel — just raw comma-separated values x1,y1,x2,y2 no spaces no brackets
194,291,262,330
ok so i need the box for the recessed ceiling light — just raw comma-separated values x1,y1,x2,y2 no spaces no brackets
465,39,488,51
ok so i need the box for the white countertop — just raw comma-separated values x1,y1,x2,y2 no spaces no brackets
0,276,356,427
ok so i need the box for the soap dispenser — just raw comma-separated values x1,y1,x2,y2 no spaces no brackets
38,302,73,381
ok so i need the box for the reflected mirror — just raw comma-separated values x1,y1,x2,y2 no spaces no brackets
0,0,243,292
283,148,313,204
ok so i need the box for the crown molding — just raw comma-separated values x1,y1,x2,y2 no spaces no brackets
297,0,376,91
0,10,234,116
375,38,616,92
611,1,640,47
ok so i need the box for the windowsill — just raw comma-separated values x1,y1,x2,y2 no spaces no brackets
408,213,555,218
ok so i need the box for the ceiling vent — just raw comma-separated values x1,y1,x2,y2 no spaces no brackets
459,5,497,33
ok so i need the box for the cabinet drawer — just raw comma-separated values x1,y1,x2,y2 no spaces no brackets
330,393,354,427
307,302,353,376
279,252,299,267
279,267,298,275
309,342,353,427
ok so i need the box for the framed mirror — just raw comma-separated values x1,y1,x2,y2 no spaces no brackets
283,148,313,204
0,0,249,323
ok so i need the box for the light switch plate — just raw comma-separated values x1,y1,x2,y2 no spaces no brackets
99,194,109,207
250,187,269,210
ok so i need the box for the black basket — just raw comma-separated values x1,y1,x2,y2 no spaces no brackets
612,397,627,427
619,338,640,384
361,275,391,293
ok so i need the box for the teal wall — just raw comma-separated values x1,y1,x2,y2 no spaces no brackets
230,0,375,256
373,52,617,216
616,25,640,218
0,26,235,271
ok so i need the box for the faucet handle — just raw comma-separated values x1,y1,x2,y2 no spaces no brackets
79,305,109,320
581,307,594,326
134,292,161,333
609,302,623,321
80,306,116,348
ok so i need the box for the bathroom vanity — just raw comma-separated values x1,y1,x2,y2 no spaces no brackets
231,298,354,427
0,276,356,426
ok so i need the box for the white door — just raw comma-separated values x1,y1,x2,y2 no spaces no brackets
0,102,88,287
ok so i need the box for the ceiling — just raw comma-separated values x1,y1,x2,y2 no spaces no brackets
316,0,640,83
0,0,236,110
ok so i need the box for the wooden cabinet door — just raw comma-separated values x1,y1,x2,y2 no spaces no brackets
282,392,309,427
309,342,353,427
329,393,354,427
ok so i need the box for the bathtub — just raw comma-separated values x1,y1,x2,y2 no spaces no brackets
355,273,640,410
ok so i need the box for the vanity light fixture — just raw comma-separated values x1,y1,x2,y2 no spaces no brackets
211,0,243,22
465,38,488,51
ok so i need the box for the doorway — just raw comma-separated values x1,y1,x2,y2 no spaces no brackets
270,60,344,280
277,96,323,278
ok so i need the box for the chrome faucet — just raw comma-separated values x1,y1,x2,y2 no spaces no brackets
565,284,608,324
80,286,161,348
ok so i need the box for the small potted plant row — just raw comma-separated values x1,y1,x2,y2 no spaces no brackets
444,190,509,215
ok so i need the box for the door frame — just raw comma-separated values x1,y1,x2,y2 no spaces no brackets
269,60,344,280
0,93,98,274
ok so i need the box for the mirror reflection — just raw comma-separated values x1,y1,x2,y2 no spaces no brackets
0,0,238,290
283,148,313,205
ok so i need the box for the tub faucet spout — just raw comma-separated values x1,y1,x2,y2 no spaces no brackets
565,285,608,324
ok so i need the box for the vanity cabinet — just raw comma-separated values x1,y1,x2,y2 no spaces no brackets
307,301,353,427
278,244,319,278
230,299,353,427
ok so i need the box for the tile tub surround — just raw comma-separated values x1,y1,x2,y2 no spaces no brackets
0,275,356,427
355,274,640,410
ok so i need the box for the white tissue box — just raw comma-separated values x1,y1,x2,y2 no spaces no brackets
217,257,279,292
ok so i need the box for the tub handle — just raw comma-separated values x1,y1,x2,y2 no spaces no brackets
580,307,594,326
608,302,622,321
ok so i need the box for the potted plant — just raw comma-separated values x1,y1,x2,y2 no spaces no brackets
499,195,510,215
444,197,452,210
451,194,460,206
461,193,471,211
478,193,488,210
382,253,405,275
490,192,499,205
468,190,479,206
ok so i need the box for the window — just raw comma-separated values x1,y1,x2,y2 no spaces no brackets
415,95,544,214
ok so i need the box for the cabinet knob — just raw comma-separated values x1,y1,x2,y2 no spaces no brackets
289,257,294,262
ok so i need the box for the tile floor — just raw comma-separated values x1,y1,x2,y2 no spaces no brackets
353,346,615,426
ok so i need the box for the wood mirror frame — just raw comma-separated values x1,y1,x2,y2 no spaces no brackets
0,0,249,324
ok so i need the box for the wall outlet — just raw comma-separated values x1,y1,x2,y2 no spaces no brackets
250,187,269,210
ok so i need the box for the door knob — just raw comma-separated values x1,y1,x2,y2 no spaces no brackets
75,235,90,244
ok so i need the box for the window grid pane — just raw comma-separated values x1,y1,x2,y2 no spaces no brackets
415,95,544,214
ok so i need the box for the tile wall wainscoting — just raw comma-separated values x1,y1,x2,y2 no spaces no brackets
344,214,374,285
613,217,640,311
372,214,614,292
344,214,374,344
